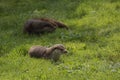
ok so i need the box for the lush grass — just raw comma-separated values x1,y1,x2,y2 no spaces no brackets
0,0,120,80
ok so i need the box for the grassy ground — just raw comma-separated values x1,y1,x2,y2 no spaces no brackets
0,0,120,80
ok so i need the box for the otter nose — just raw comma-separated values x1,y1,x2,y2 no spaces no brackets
64,50,67,53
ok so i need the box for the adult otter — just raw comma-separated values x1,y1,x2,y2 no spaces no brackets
28,44,67,61
24,18,68,34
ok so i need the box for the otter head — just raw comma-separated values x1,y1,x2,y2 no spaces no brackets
49,44,67,62
53,44,67,54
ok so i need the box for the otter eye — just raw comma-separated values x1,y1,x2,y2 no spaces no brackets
60,48,64,51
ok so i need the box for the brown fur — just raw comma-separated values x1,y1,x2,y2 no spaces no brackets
24,18,68,34
28,44,67,61
39,18,68,29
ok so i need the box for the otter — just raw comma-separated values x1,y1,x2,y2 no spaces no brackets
28,44,67,61
24,18,68,34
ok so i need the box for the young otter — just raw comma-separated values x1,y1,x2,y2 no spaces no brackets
23,18,68,34
28,44,67,61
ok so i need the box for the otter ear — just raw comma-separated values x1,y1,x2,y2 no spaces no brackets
55,47,62,50
54,46,59,49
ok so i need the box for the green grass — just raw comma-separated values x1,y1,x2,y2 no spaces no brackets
0,0,120,80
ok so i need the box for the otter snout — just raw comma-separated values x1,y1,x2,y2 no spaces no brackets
63,49,67,53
